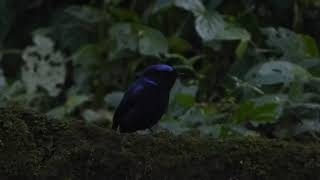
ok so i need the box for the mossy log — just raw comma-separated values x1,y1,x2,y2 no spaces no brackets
0,107,320,180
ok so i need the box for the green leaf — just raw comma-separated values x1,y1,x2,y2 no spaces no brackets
174,0,206,16
168,36,192,53
195,12,225,41
252,94,286,120
179,106,205,126
104,91,124,108
233,101,255,123
72,44,101,65
83,109,99,123
233,100,279,124
109,23,138,59
109,23,137,49
175,93,195,108
235,40,249,60
245,61,311,86
66,95,90,113
252,103,279,122
22,35,66,97
294,119,320,136
287,103,320,136
215,25,251,41
46,106,66,120
136,25,168,57
65,6,102,24
109,23,169,58
195,12,250,42
252,94,288,105
288,80,304,101
300,34,319,58
262,27,312,60
168,80,198,116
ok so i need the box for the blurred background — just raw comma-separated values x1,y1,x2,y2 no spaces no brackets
1,0,320,140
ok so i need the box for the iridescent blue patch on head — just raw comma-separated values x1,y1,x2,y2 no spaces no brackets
139,64,177,89
145,64,175,73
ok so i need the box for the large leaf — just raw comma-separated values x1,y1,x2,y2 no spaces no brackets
195,12,225,41
300,34,319,58
178,106,206,126
195,12,250,42
65,95,91,113
168,80,198,116
82,109,113,123
287,103,320,136
109,23,138,59
109,23,168,58
174,0,206,16
173,1,249,42
252,94,287,120
262,27,319,60
64,6,102,24
233,100,279,124
289,103,320,121
245,61,311,86
294,119,320,136
22,35,66,97
175,93,195,108
235,40,249,60
104,91,124,109
215,24,251,41
168,36,192,53
136,25,169,57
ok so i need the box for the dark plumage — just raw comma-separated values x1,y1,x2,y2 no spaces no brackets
112,64,177,133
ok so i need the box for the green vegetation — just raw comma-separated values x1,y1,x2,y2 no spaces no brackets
1,0,320,139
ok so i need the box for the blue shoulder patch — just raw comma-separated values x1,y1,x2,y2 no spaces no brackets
141,77,158,86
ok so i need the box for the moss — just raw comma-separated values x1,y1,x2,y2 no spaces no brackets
0,107,320,179
0,106,69,179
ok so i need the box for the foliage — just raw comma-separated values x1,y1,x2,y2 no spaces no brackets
1,0,320,140
22,35,66,97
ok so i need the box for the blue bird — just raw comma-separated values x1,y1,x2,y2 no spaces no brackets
112,64,177,133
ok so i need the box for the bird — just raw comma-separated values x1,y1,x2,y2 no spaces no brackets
112,64,177,133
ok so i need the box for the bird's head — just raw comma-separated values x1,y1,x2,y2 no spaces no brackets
139,64,177,89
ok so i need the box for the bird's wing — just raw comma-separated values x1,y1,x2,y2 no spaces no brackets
112,84,145,130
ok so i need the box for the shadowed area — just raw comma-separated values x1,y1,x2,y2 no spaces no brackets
0,107,320,180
